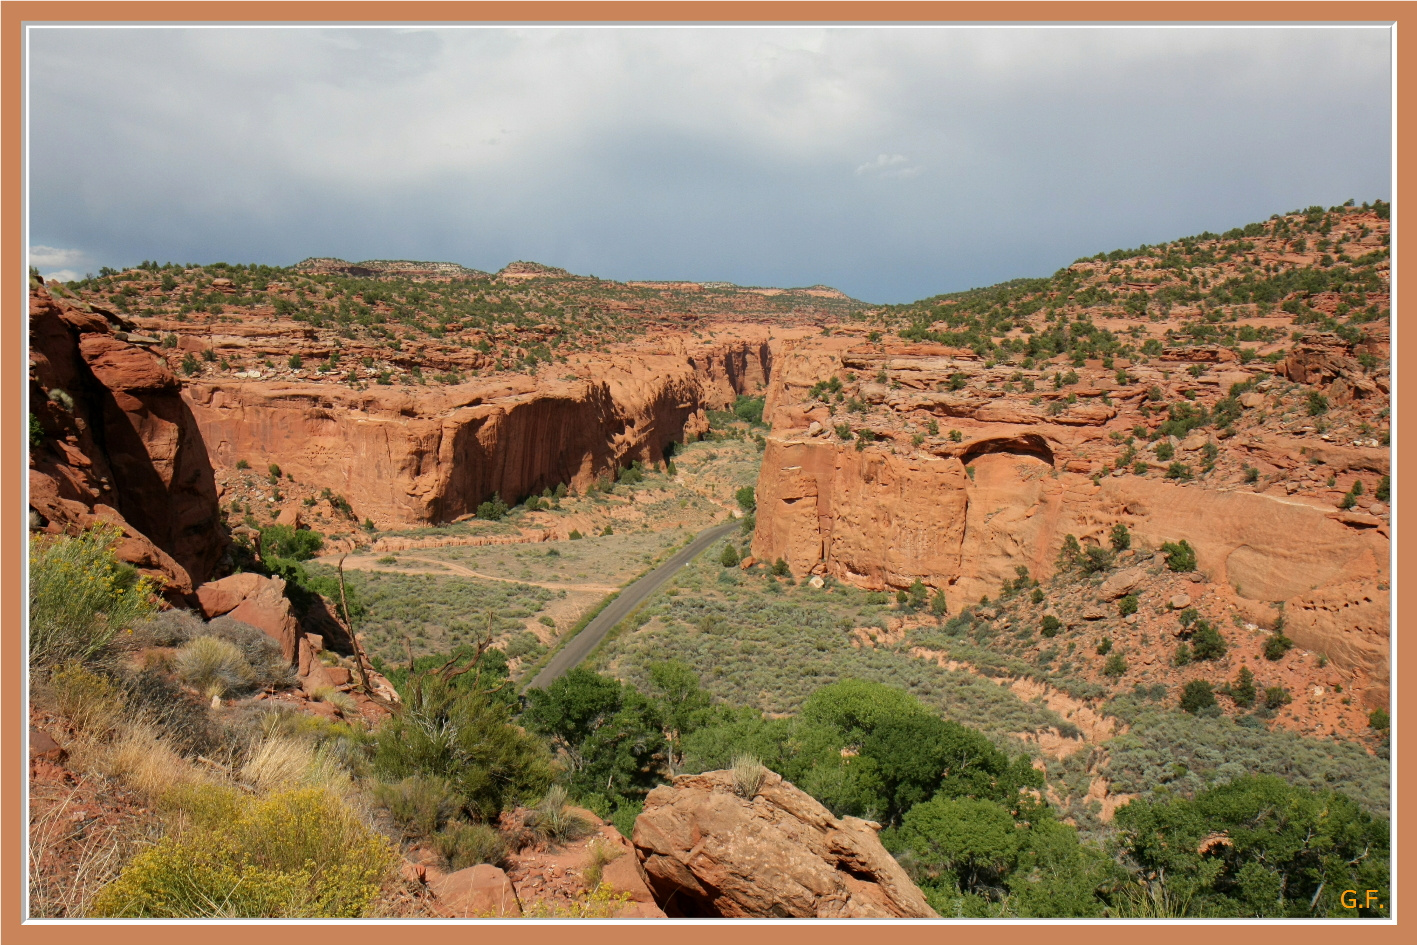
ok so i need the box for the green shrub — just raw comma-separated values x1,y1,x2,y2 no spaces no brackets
433,822,508,870
931,588,950,616
1180,680,1216,714
91,787,395,917
372,675,553,821
476,494,509,521
1264,686,1292,710
29,527,158,670
1117,594,1138,616
735,486,756,512
1155,442,1175,461
719,544,740,568
1104,652,1127,677
1228,666,1256,708
1306,390,1329,416
1262,632,1293,661
1173,643,1192,666
1368,708,1389,730
1080,546,1114,574
1165,462,1193,481
1114,775,1388,916
1040,615,1062,638
1189,620,1227,661
1109,523,1131,552
1095,637,1112,656
372,775,460,839
1161,540,1196,572
259,525,323,562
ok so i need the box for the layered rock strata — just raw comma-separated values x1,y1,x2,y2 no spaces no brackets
185,337,771,527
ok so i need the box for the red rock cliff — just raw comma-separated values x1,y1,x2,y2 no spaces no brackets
28,282,225,595
184,336,772,527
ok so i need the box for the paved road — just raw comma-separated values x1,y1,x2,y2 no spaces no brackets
525,520,739,690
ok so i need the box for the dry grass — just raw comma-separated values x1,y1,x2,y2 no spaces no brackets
731,754,767,799
173,636,254,698
582,837,624,889
526,785,593,846
47,662,122,736
27,782,152,918
241,734,350,796
101,722,207,800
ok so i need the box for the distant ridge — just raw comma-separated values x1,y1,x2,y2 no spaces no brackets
293,257,487,278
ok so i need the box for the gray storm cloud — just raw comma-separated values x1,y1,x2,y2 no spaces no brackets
28,26,1390,303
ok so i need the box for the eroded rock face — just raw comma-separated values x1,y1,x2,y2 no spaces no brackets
632,769,936,918
28,283,225,594
185,337,771,527
751,327,1391,699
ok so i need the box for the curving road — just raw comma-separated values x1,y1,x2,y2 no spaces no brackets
525,520,739,690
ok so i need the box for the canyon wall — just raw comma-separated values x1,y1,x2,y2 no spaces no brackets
184,337,772,527
751,337,1391,699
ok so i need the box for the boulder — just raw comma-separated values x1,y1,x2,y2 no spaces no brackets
195,572,268,618
430,864,522,917
225,575,302,662
275,504,304,528
632,769,936,918
1169,593,1192,610
1180,432,1210,452
1098,566,1145,600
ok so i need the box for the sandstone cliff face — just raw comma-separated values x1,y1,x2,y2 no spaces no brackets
28,283,224,594
185,338,771,527
632,769,936,918
752,330,1391,702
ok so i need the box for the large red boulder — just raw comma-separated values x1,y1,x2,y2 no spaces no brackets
632,769,936,918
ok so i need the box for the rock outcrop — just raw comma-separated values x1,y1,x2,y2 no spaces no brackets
429,864,523,918
28,281,225,595
632,769,937,918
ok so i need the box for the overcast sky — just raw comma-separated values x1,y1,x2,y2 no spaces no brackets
28,25,1391,304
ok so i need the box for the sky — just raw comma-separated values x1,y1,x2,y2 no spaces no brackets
27,25,1391,304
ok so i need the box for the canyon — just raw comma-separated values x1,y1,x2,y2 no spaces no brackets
27,202,1394,919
